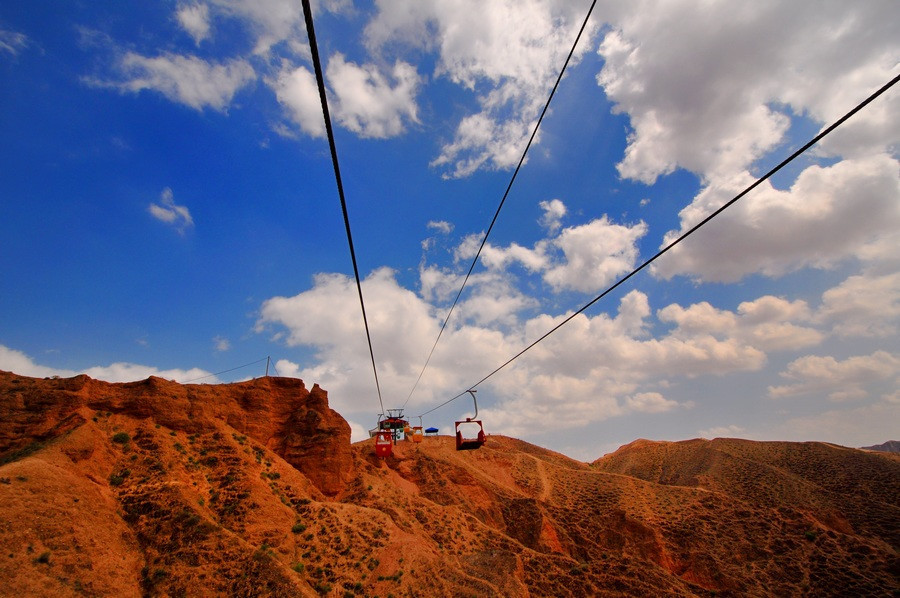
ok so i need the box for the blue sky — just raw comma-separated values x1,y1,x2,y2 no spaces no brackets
1,1,898,459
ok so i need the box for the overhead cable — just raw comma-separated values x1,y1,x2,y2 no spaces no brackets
403,0,599,408
183,357,269,383
301,0,385,414
420,70,900,418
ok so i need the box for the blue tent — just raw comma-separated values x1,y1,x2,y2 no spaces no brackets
425,427,439,435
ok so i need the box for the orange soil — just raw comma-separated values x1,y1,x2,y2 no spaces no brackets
1,371,898,597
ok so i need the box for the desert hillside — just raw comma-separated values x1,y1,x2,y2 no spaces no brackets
0,371,897,597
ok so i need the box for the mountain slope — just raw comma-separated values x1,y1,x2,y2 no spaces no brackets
1,372,897,597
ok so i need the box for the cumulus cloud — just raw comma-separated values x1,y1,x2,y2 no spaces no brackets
149,188,194,233
768,350,900,401
538,199,566,232
213,336,231,352
624,392,683,414
208,0,306,55
365,0,598,178
257,263,777,435
543,216,647,293
595,0,899,184
272,64,325,137
328,54,420,138
0,344,214,383
206,0,350,55
659,295,823,353
177,3,212,45
456,235,548,274
653,154,900,282
110,52,255,111
816,271,900,338
453,204,648,295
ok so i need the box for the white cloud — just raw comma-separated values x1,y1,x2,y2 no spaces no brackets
149,188,194,233
453,209,648,295
177,3,212,45
257,264,777,435
112,52,255,111
272,64,326,137
543,216,647,293
365,0,599,178
328,54,420,139
816,271,900,338
458,236,548,274
768,350,900,401
213,336,231,352
624,392,683,414
208,0,350,55
698,424,745,438
0,345,65,379
595,0,900,184
538,199,566,232
653,154,900,282
0,344,214,383
348,419,370,443
659,295,823,353
0,28,27,56
208,0,305,55
456,275,539,327
427,220,453,234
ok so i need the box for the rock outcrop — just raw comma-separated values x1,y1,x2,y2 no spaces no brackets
0,370,353,496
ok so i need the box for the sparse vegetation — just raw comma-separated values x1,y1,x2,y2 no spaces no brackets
112,432,130,444
0,440,45,465
109,469,130,486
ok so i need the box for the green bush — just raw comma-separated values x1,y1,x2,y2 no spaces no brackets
111,432,130,444
292,522,307,534
109,469,130,486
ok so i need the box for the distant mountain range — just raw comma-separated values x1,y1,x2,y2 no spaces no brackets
861,440,900,453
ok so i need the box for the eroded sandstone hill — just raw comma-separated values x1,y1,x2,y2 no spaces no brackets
0,370,897,597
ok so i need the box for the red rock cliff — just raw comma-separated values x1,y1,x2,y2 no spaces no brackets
0,370,353,496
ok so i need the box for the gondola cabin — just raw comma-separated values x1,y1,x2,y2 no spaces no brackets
411,426,424,443
374,430,393,458
455,389,486,451
455,419,486,451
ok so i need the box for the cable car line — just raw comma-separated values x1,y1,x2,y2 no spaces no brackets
301,0,385,414
418,70,900,419
182,357,270,383
403,0,599,409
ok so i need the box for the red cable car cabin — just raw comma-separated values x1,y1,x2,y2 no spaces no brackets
374,430,393,458
455,418,486,451
455,389,486,451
